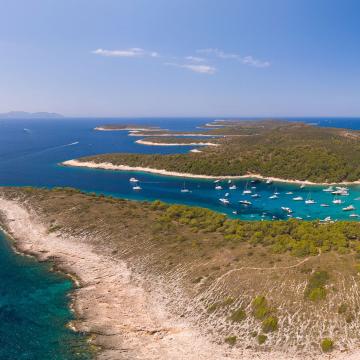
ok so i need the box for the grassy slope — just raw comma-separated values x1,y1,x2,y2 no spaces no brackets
2,187,360,355
83,121,360,182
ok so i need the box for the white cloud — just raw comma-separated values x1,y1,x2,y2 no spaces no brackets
165,62,216,74
92,48,158,58
197,48,270,68
185,56,205,63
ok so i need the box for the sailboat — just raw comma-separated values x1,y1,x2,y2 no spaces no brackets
229,184,237,190
181,182,190,193
323,186,334,192
305,192,316,204
242,181,252,194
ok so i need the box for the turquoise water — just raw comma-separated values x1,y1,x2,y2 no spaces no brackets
0,117,359,358
0,117,359,221
0,231,91,359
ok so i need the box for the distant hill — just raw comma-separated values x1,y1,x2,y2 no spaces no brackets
0,111,64,119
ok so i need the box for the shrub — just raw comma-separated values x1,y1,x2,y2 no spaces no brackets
321,338,334,352
304,271,329,301
257,334,267,344
229,308,246,322
225,335,237,346
338,303,347,314
308,287,326,301
262,316,278,333
207,303,218,313
252,295,271,320
222,297,235,306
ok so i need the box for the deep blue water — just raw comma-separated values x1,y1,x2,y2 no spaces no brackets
0,117,360,221
0,231,91,359
0,116,359,359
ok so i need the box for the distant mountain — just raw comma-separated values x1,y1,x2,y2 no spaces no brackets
0,111,64,119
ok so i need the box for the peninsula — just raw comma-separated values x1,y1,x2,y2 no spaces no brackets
1,187,360,359
66,120,360,183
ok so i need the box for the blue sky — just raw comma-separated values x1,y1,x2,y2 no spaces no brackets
0,0,359,117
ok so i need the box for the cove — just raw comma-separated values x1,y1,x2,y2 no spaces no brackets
0,230,92,360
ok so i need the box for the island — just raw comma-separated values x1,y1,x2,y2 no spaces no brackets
66,120,360,184
0,187,360,359
0,111,64,119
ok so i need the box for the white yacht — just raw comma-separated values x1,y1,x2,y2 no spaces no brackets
129,177,139,182
219,198,230,204
269,194,278,199
343,205,355,211
320,203,330,207
215,185,223,190
293,196,303,201
323,186,334,192
132,185,142,191
332,198,343,204
242,182,252,194
239,200,252,205
180,182,190,193
229,185,237,190
281,207,293,214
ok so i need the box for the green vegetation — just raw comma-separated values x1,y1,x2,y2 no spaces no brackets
2,187,359,355
262,316,279,333
321,338,334,352
224,335,237,346
228,308,246,322
252,296,271,320
83,121,360,182
222,297,235,306
304,271,329,301
257,334,267,345
150,202,360,258
338,303,347,314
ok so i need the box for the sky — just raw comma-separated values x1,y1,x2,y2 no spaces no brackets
0,0,359,117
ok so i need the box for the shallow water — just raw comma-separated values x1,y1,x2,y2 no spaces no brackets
0,230,91,359
0,117,359,358
0,117,359,221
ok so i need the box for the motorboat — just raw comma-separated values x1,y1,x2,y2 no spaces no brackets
219,198,230,204
343,205,355,211
281,207,293,214
293,196,303,201
129,177,139,182
239,200,252,206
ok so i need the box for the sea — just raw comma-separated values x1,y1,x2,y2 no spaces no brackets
0,116,359,359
